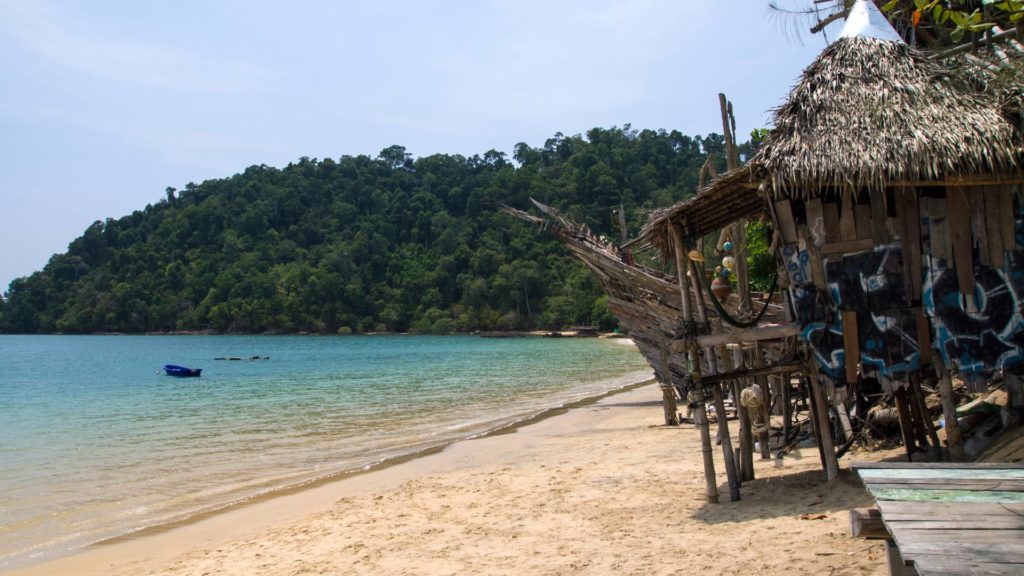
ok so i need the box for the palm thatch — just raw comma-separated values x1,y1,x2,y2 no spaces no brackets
757,36,1023,198
636,166,763,263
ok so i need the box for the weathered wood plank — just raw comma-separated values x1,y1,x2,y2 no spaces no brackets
823,200,841,243
840,192,857,241
887,517,1024,530
924,196,951,263
877,500,1024,517
853,462,1024,470
850,507,890,539
970,186,990,268
842,310,859,384
856,201,873,240
821,238,874,256
865,480,1024,492
984,188,1006,268
698,361,804,386
805,198,825,247
912,556,1024,576
859,468,1024,480
998,185,1016,252
947,188,977,299
899,187,924,300
693,322,800,348
871,189,892,244
869,488,1024,503
775,200,798,244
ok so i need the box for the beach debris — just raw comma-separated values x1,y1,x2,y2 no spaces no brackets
800,513,828,520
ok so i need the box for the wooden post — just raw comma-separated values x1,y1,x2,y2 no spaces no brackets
935,356,965,461
911,375,942,461
850,508,890,539
805,360,840,481
658,347,679,426
713,381,742,501
782,372,793,445
719,93,753,315
730,347,754,482
670,220,719,503
753,342,771,459
893,387,918,462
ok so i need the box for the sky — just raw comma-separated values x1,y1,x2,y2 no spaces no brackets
0,1,840,293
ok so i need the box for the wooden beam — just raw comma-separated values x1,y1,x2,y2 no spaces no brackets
693,322,800,348
699,361,805,386
850,507,890,539
821,238,874,256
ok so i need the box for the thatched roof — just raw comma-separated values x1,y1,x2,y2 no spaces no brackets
636,166,763,261
757,36,1022,198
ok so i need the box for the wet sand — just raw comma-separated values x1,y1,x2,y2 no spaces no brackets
7,383,893,575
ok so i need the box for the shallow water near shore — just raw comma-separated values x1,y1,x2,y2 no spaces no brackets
0,334,650,568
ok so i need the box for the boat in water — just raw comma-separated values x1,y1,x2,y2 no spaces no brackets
163,364,202,377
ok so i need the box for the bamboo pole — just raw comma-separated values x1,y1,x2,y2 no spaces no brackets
713,381,742,501
657,347,679,426
782,372,793,445
719,93,753,316
733,350,754,482
934,356,964,461
753,342,771,459
670,220,719,503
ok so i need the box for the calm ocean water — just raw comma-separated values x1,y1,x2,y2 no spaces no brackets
0,334,650,568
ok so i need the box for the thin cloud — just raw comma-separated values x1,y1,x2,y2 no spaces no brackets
0,0,269,93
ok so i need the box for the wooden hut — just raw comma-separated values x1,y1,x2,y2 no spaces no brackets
644,0,1024,462
507,0,1024,503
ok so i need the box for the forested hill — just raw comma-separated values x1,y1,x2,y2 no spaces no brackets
0,126,750,334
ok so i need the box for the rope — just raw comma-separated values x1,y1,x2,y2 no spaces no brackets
700,264,777,328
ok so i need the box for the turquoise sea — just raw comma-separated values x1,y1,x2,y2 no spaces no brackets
0,334,650,568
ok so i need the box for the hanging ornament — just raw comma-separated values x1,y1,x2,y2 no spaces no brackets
711,276,732,299
723,241,733,252
722,256,736,271
720,267,731,279
687,250,705,262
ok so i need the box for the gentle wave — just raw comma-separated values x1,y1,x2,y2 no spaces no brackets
0,335,651,568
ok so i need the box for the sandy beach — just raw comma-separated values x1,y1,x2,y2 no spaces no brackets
8,383,895,576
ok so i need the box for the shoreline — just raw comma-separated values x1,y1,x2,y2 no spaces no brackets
2,373,654,573
6,380,894,576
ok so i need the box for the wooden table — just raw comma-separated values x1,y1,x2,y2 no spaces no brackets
853,461,1024,576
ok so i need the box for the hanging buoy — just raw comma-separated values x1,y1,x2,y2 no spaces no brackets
711,276,732,299
723,241,733,252
722,256,736,270
721,267,731,279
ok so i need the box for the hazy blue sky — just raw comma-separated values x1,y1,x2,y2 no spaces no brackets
0,1,836,293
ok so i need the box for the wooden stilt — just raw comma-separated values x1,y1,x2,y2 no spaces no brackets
712,381,741,501
910,375,941,460
782,372,793,445
934,357,965,461
893,387,918,462
753,342,771,459
806,376,830,475
657,347,679,426
806,361,840,480
670,220,719,503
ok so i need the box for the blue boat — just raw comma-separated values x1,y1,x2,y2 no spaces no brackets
164,364,202,377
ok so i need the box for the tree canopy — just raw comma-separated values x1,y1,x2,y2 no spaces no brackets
0,126,748,335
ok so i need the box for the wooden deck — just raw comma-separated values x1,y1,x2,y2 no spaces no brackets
853,461,1024,576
